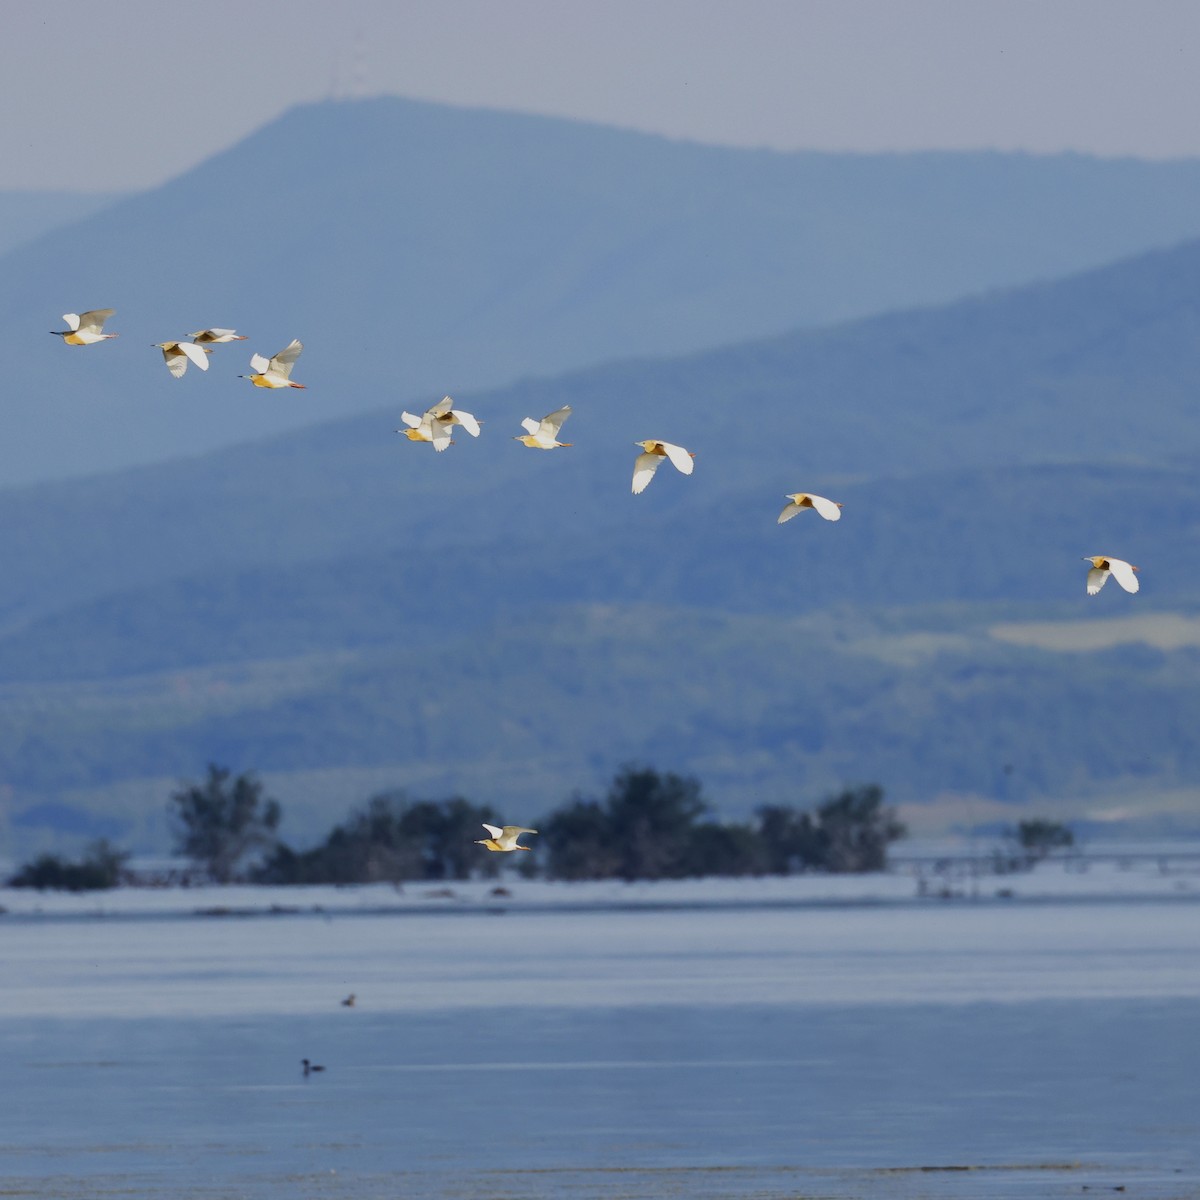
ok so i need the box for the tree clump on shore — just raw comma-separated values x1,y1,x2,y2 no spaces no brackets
7,764,909,888
7,839,128,892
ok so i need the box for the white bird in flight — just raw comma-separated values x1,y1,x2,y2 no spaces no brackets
474,824,538,852
152,340,211,378
1083,555,1140,595
240,339,305,388
514,405,573,449
189,328,248,345
398,396,481,452
632,440,695,494
778,493,843,523
51,309,118,346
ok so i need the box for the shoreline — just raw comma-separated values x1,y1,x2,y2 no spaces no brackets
2,856,1197,921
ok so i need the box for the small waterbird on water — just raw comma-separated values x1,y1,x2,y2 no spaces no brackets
631,439,695,494
475,824,538,852
778,492,843,523
341,994,356,1007
52,309,118,346
302,1059,325,1076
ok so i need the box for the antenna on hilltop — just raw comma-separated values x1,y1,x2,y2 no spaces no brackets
350,26,369,99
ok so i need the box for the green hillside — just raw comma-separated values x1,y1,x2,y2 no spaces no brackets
6,238,1200,854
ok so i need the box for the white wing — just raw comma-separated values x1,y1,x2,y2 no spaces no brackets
62,312,81,331
1107,558,1140,593
249,352,270,374
661,441,695,475
429,419,453,452
538,406,571,437
632,452,661,494
777,501,803,525
482,823,504,840
190,327,239,342
809,494,842,521
161,344,189,378
425,396,454,420
268,339,303,378
451,408,481,437
399,411,422,430
180,342,210,372
501,826,537,837
77,308,114,333
1086,567,1108,595
520,416,540,435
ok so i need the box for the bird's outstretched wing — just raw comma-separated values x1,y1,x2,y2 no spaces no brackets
520,416,540,435
481,823,504,840
78,309,115,333
429,419,453,452
268,339,303,378
399,411,423,430
501,826,537,837
180,342,210,372
61,312,81,332
452,408,481,437
539,406,571,437
632,452,661,494
777,500,803,524
1086,567,1108,596
191,328,241,342
809,494,842,521
1108,558,1140,593
661,442,695,475
161,344,190,378
426,396,454,420
249,352,271,374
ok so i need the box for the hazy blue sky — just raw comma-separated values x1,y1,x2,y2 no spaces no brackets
7,0,1200,190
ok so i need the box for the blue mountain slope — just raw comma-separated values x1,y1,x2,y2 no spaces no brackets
2,233,1200,634
5,232,1200,846
8,97,1200,482
0,191,122,257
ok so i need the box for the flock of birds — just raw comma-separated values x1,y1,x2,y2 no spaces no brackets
50,308,1146,589
51,304,1145,861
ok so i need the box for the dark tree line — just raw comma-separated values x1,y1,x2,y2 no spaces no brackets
6,762,909,889
255,793,500,884
7,839,128,891
541,769,905,880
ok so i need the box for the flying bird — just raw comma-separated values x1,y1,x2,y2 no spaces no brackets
778,493,843,523
1083,555,1140,595
153,340,211,378
189,328,248,344
514,405,573,449
474,824,538,852
240,339,305,388
632,440,695,494
398,396,480,452
51,309,118,346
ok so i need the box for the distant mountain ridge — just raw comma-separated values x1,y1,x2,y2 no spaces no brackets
0,190,122,258
9,96,1200,482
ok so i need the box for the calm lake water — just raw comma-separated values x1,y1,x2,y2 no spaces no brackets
1,898,1198,1198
